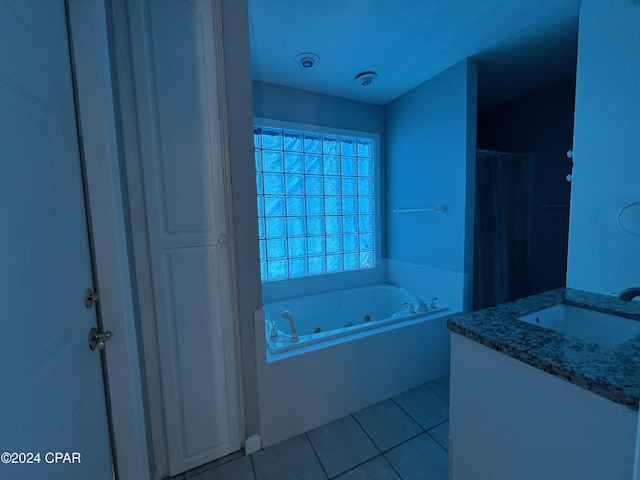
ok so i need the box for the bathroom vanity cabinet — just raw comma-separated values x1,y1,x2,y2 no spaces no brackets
447,288,640,480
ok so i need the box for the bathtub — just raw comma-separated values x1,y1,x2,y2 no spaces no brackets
257,283,459,447
264,284,448,355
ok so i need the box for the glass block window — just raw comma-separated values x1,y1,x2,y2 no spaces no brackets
255,124,376,282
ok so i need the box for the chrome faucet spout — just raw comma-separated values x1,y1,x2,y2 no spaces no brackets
281,310,299,342
402,301,416,314
618,287,640,302
400,288,430,312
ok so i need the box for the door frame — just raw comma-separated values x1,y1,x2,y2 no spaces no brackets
66,1,154,479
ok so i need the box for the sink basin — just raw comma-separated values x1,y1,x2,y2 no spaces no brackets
517,304,640,348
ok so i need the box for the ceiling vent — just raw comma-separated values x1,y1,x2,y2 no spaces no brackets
355,71,378,86
295,52,320,69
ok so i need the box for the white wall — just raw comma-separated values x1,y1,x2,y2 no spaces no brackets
385,59,477,310
566,0,640,295
561,2,640,477
252,81,385,136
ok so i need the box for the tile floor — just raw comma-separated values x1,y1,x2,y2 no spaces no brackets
171,375,450,480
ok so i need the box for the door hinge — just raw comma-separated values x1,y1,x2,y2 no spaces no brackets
88,327,113,351
85,288,99,309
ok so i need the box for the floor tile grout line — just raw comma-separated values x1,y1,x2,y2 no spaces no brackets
304,430,331,479
425,429,449,454
380,451,408,480
351,409,428,457
423,381,450,403
249,453,258,480
391,387,450,429
327,453,382,479
351,411,386,455
309,414,385,479
379,429,449,479
421,398,450,455
381,430,433,455
427,418,449,431
390,395,429,432
383,454,406,480
329,453,405,480
389,392,451,455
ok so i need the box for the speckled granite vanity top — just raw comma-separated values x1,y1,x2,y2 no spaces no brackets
447,288,640,410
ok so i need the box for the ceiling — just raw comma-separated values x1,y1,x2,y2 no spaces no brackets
248,0,581,109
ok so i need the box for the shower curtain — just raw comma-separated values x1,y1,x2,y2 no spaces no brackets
473,150,532,311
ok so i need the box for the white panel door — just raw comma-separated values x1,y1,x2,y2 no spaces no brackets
130,0,242,475
0,1,113,479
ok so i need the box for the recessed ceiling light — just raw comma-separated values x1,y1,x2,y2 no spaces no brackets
295,52,320,69
355,71,378,86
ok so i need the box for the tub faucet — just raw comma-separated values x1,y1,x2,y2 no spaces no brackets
618,287,640,302
400,288,430,313
281,310,299,342
402,301,416,314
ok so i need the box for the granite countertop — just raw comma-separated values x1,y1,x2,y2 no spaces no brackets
447,288,640,410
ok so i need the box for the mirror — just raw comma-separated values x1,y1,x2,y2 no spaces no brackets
247,0,580,108
248,0,579,304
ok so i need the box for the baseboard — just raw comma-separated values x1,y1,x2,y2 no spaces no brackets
244,434,261,455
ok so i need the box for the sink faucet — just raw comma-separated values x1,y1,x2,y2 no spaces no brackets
617,287,640,301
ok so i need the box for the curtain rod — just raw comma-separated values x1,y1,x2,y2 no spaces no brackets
477,149,529,157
